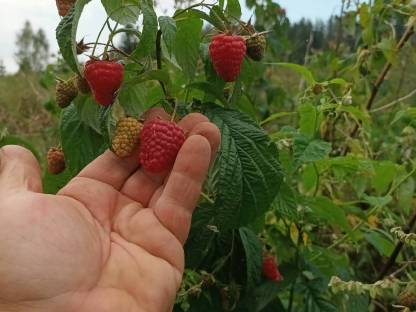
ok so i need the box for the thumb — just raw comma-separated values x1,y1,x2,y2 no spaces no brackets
0,145,42,193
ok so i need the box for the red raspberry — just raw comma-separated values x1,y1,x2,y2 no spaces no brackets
84,59,124,106
209,34,246,82
139,119,185,173
262,255,283,282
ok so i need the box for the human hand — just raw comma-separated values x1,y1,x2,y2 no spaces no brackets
0,109,220,312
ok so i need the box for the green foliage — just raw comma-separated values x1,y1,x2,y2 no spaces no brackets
2,0,416,311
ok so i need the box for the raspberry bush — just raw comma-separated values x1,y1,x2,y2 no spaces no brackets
1,0,416,311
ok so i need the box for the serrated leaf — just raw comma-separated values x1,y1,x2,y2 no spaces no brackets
273,181,298,221
239,228,262,291
60,105,108,175
226,0,242,19
293,136,332,169
101,0,140,25
205,105,283,227
56,0,91,74
132,1,157,58
158,16,176,57
174,14,203,79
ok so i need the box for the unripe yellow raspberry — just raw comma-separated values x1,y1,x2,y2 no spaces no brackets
111,117,143,158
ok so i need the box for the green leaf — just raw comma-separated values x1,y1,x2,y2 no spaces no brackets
124,69,171,86
293,136,332,169
204,105,283,227
186,82,227,105
364,231,394,257
273,181,298,221
158,16,176,57
372,161,397,194
56,0,91,74
101,0,140,25
132,1,157,58
306,196,350,231
43,169,73,194
239,228,262,291
338,106,370,127
363,194,392,207
299,103,318,138
60,105,108,175
269,62,316,85
226,0,242,19
260,112,296,126
118,83,151,117
174,14,203,79
397,176,414,214
189,9,225,31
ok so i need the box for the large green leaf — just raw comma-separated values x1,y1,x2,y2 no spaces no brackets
158,16,176,57
293,135,332,169
239,228,262,291
131,1,157,58
101,0,140,25
273,181,298,221
60,105,108,175
118,83,151,117
174,13,203,79
56,0,91,74
204,105,283,227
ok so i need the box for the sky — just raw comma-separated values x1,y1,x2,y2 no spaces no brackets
0,0,346,73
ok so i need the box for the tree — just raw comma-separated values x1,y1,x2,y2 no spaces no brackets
0,60,5,76
15,21,49,72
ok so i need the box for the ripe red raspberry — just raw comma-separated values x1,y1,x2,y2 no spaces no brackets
84,59,124,106
209,34,246,82
56,0,76,17
262,254,283,282
139,119,185,173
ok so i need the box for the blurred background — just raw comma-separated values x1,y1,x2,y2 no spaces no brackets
0,0,374,162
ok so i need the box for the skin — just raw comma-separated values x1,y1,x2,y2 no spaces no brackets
0,109,220,312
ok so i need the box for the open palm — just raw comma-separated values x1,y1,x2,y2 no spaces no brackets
0,110,220,312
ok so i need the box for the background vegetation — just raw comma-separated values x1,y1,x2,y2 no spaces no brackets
1,0,416,311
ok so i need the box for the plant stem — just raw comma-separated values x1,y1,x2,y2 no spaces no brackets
156,29,168,98
376,210,416,281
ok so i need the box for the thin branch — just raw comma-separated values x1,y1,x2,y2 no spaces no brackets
156,29,168,98
370,88,416,113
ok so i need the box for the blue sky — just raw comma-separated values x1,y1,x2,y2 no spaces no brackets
0,0,349,72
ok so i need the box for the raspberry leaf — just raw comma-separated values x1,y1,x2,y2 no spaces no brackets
226,0,242,20
239,228,262,291
202,105,283,228
101,0,140,25
158,16,176,57
174,13,203,79
56,0,91,74
60,105,108,175
131,1,158,59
